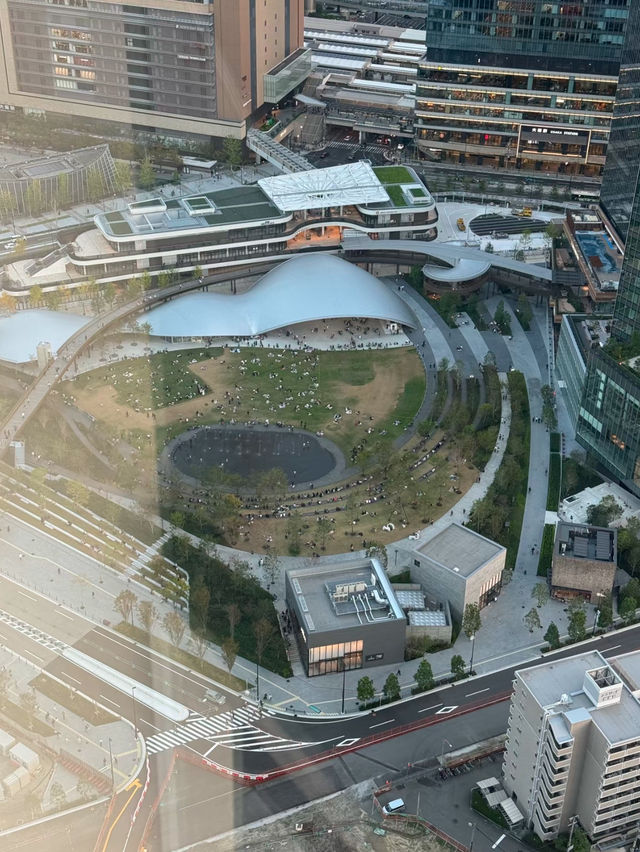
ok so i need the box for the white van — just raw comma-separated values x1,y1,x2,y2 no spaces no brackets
383,798,405,815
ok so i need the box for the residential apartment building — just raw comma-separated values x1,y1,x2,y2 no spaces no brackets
415,0,634,177
503,650,640,843
0,0,309,141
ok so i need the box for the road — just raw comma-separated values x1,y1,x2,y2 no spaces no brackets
2,571,639,849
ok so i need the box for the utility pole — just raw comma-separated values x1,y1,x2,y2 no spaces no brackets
469,634,476,676
131,686,138,736
341,659,346,714
468,821,476,852
567,815,578,852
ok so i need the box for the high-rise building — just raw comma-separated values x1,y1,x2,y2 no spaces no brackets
502,650,640,843
0,0,309,141
576,160,640,493
416,0,634,177
599,0,640,242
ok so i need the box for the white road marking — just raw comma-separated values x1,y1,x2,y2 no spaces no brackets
17,590,37,602
138,718,161,732
436,706,458,714
465,688,490,698
23,649,43,662
369,718,394,729
203,744,217,758
418,703,442,713
61,672,81,685
55,609,74,621
100,694,120,709
602,645,621,652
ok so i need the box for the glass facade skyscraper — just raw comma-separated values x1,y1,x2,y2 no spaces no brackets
577,164,640,493
416,0,634,176
425,0,632,74
599,0,640,242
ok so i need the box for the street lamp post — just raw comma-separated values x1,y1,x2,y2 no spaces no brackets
341,658,347,715
108,736,115,790
469,634,476,676
131,686,138,736
468,821,476,852
441,738,453,766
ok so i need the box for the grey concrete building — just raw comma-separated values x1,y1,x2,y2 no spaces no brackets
503,650,640,843
285,557,406,677
403,523,505,622
551,522,617,604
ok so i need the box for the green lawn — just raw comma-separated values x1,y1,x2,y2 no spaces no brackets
385,185,407,207
70,347,220,411
538,523,556,577
547,451,561,511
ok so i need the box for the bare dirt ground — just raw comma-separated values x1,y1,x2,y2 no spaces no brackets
212,785,444,852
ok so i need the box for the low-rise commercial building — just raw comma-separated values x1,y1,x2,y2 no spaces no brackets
20,161,437,287
551,522,617,603
402,523,505,623
503,650,640,843
285,557,406,677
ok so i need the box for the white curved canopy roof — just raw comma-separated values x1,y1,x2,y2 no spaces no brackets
145,254,417,338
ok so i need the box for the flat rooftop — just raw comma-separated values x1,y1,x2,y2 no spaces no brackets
96,184,284,239
0,144,109,182
415,523,504,578
555,521,616,563
287,558,404,633
518,650,640,745
258,161,389,211
560,482,640,527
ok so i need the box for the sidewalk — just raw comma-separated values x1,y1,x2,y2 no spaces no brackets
0,641,137,812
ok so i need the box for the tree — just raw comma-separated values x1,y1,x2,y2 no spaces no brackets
163,611,186,648
383,672,401,702
103,281,117,307
451,654,466,681
415,659,435,692
87,166,106,204
222,136,243,171
524,607,542,632
357,675,375,704
25,180,44,216
114,160,133,196
532,581,550,608
516,292,533,329
222,637,239,673
618,518,640,576
0,292,17,314
619,595,637,624
485,241,494,254
494,300,511,335
541,384,558,431
417,418,435,438
263,552,281,587
544,621,561,649
114,589,137,625
254,617,274,666
191,628,208,663
138,156,156,190
55,172,71,210
316,516,332,551
137,600,158,634
49,781,67,812
13,236,27,256
44,288,61,311
567,603,587,643
462,603,481,639
597,593,613,631
586,496,623,528
191,582,211,632
0,189,15,223
226,602,241,638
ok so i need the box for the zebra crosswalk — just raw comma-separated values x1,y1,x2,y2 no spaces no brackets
145,705,310,756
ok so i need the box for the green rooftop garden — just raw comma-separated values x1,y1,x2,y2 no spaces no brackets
386,185,407,207
373,165,413,184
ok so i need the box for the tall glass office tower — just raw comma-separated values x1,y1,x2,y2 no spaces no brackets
599,0,640,242
577,165,640,492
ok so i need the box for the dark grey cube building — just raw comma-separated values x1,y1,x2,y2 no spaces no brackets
285,558,406,677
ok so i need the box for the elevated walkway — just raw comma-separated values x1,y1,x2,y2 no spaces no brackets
246,130,313,174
